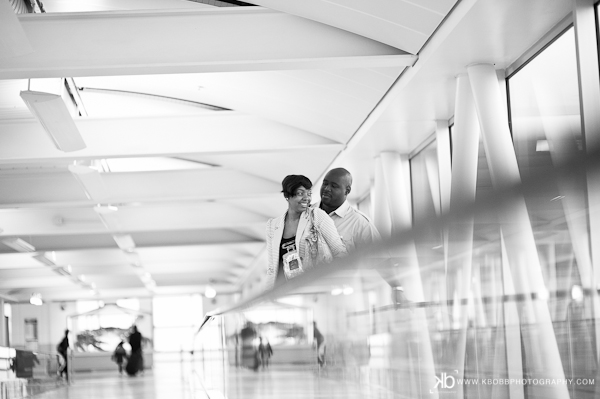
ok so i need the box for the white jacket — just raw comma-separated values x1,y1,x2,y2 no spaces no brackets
265,206,347,291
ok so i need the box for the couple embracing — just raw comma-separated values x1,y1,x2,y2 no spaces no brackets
265,168,381,290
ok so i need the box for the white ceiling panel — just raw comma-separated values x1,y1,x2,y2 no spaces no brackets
41,0,211,13
0,253,54,269
0,113,340,162
0,268,57,279
0,0,33,59
142,262,245,275
86,276,145,289
68,264,139,276
0,276,79,289
0,168,281,206
191,147,343,186
250,0,458,53
137,243,263,262
1,9,411,79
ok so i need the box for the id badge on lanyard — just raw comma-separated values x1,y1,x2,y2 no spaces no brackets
282,240,303,279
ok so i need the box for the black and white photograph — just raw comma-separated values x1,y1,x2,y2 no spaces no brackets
0,0,599,398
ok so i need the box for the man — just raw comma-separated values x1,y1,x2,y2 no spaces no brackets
57,329,69,379
319,168,408,306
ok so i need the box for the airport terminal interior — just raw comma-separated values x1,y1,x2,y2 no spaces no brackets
1,0,600,398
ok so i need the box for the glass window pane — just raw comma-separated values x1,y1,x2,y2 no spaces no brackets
508,26,596,398
509,28,582,176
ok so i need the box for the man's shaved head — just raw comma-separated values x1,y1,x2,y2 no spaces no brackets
320,168,353,213
326,168,352,188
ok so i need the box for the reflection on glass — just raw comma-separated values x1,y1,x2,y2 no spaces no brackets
190,26,599,399
508,26,597,399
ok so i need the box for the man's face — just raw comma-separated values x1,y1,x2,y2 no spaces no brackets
320,171,349,210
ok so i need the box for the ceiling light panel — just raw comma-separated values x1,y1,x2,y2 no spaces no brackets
113,234,136,251
20,90,86,152
32,252,57,266
2,238,36,253
69,165,109,201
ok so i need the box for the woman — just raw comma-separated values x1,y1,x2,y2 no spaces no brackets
265,175,347,290
126,325,143,376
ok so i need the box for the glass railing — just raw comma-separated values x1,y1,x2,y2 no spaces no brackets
194,149,600,399
0,346,66,399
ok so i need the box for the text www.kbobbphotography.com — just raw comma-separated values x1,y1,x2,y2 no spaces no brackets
431,371,595,393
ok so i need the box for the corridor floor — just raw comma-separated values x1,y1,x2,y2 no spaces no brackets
31,360,399,399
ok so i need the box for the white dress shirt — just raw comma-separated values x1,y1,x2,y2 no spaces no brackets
319,200,381,254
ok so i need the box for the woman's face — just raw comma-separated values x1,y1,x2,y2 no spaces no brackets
287,185,311,213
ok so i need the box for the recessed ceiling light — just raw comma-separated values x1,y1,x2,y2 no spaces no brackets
30,293,43,306
205,285,217,299
32,252,57,266
94,204,118,214
113,234,136,251
2,238,36,253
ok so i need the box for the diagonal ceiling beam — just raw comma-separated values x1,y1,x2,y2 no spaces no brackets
0,8,416,79
0,113,342,163
249,0,458,54
0,0,33,59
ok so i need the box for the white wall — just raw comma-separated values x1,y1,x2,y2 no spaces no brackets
136,298,153,345
11,301,76,354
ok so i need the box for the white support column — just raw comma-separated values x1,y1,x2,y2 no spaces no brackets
445,74,480,398
491,237,525,399
425,154,442,217
435,120,452,330
0,299,4,347
379,152,412,234
373,152,438,399
574,0,600,362
547,243,558,320
435,120,452,217
373,156,393,240
467,63,568,398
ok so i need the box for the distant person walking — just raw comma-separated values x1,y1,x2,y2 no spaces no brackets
56,329,70,380
111,341,128,374
313,322,325,366
258,337,273,369
126,326,144,376
240,322,259,371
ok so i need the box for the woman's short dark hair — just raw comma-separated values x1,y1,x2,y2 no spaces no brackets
281,175,312,198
